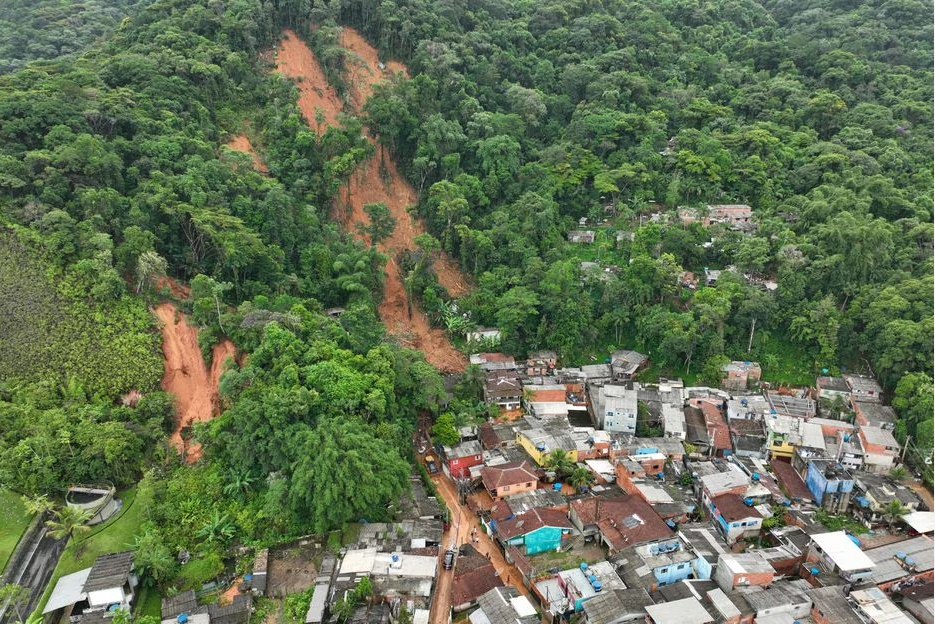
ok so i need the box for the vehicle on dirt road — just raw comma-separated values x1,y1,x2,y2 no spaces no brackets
443,549,456,570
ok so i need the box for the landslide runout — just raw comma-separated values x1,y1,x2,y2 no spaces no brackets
274,27,469,372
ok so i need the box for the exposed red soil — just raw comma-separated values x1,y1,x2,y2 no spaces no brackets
276,29,343,132
275,27,469,371
225,134,268,173
154,276,191,299
340,26,409,110
155,303,235,464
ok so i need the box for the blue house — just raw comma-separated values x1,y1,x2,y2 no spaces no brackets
496,508,573,555
805,460,854,514
637,537,698,586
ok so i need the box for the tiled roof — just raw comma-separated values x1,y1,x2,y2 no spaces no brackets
496,508,571,540
481,461,538,491
712,494,763,522
585,495,672,549
83,551,133,592
452,544,502,606
478,423,500,449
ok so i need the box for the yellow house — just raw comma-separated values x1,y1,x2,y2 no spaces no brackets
768,437,796,459
516,428,577,466
766,414,799,460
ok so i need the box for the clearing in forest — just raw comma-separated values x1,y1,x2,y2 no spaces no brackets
225,134,268,173
155,302,235,463
274,27,469,372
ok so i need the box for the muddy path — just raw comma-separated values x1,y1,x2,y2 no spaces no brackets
155,303,236,463
225,134,268,173
275,27,468,372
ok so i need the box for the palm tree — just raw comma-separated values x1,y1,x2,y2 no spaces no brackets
196,510,235,546
883,499,909,529
45,506,93,542
21,494,54,517
569,467,595,492
889,466,908,482
543,449,573,478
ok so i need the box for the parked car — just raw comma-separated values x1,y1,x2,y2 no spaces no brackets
427,460,438,474
443,549,456,570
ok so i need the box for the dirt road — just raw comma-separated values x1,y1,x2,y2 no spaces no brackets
155,303,235,463
428,473,532,624
908,481,934,510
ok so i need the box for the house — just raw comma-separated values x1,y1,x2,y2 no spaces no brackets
853,402,898,430
588,383,639,433
721,362,761,391
610,350,648,380
161,591,253,624
832,429,865,472
523,383,570,419
843,375,883,403
738,579,813,621
805,460,853,513
624,537,698,588
857,426,900,473
355,520,443,551
708,204,754,230
903,511,935,535
806,531,876,583
579,495,673,554
663,404,687,440
807,586,863,624
582,588,654,624
480,461,538,498
469,352,517,372
729,418,767,459
442,440,484,478
766,391,816,420
679,271,699,290
645,596,715,624
568,230,596,244
338,548,437,601
516,425,577,466
714,552,775,592
699,469,750,506
471,586,538,624
466,327,501,344
685,398,732,456
501,487,567,516
534,561,626,614
450,544,503,612
495,507,572,555
679,525,730,580
899,582,935,624
709,494,763,544
483,371,523,411
862,535,934,591
526,350,557,376
83,552,138,612
851,588,916,624
816,377,851,403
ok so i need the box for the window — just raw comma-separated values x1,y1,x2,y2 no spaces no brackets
660,568,669,574
502,485,510,492
526,482,533,487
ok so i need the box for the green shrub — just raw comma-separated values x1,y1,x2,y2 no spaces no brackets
176,552,225,590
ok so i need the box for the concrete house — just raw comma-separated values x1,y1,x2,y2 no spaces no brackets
494,507,572,555
805,531,876,583
588,383,639,433
816,376,851,403
854,402,898,430
442,440,483,478
480,461,538,498
708,494,763,544
483,371,523,411
843,374,883,403
714,552,775,592
805,460,853,513
857,425,900,473
646,597,714,624
721,361,761,391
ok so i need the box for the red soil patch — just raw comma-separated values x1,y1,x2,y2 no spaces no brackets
154,276,191,299
340,26,409,110
155,303,236,463
275,27,469,371
225,134,268,173
276,29,343,131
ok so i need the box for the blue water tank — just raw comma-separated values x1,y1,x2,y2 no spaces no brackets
244,573,253,582
782,499,791,506
905,557,916,567
843,434,851,442
847,534,861,547
178,615,189,624
580,562,589,571
896,552,907,560
592,579,603,592
537,443,547,451
392,554,400,562
553,482,563,491
744,497,754,506
589,574,598,583
752,472,760,481
810,567,820,575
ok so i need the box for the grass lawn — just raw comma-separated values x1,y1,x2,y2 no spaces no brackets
135,584,162,619
0,488,34,574
34,488,145,615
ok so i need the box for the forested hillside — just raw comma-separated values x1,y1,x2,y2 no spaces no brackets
0,0,150,73
0,0,931,593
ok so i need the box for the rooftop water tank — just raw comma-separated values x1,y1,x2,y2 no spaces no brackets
580,562,589,571
592,579,603,592
392,554,400,562
178,615,189,624
752,472,760,481
810,568,820,575
744,497,754,506
537,443,547,451
553,482,563,491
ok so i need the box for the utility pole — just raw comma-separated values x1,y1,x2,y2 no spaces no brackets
901,435,912,463
747,316,757,353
